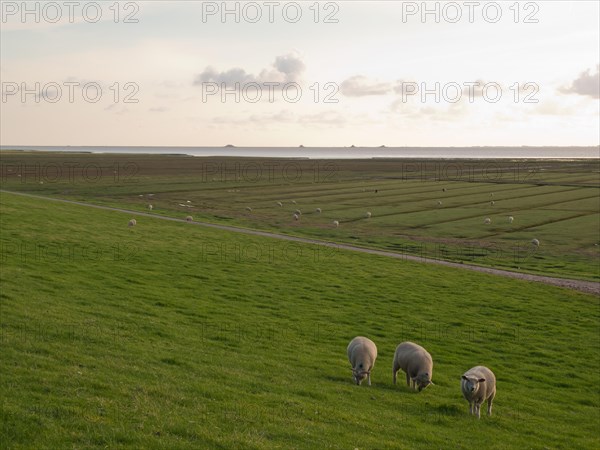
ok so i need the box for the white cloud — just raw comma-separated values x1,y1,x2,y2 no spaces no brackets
559,65,600,99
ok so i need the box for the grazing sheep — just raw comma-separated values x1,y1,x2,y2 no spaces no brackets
246,206,252,212
292,200,297,204
508,216,514,223
295,209,301,215
484,218,491,225
491,201,495,206
277,201,283,207
148,205,153,210
316,208,322,214
128,219,136,227
437,201,442,206
461,366,496,418
333,220,339,227
186,200,191,203
531,238,540,246
366,212,372,218
442,188,447,192
393,342,434,392
186,216,193,222
293,213,299,221
490,193,494,197
347,336,378,386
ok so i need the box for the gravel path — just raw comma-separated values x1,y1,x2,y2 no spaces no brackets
3,190,599,296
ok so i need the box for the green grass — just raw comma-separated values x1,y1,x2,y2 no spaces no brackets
1,192,599,449
1,152,598,281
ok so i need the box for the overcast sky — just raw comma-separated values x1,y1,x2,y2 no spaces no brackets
1,1,598,147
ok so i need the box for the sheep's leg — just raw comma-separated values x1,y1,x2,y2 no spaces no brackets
406,372,411,387
367,373,371,386
468,402,473,415
487,392,495,416
393,369,397,385
475,403,481,419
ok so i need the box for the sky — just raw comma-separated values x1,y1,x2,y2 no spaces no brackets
1,1,599,147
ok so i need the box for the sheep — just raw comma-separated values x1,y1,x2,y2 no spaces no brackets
293,213,299,221
186,216,193,222
347,336,378,386
531,238,540,246
442,188,447,192
490,193,494,197
461,366,496,418
277,201,283,207
393,341,434,392
128,219,136,227
490,201,495,206
484,218,491,225
295,209,301,215
186,200,191,203
148,205,153,210
291,200,297,204
246,206,252,212
508,216,514,223
333,220,339,227
366,212,372,218
316,208,322,214
437,201,442,206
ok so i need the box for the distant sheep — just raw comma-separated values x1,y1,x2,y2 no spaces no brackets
128,219,136,227
508,216,514,223
333,220,339,227
442,188,447,192
277,201,283,207
437,201,442,206
531,238,540,246
316,208,322,213
366,212,372,218
293,213,299,221
246,207,252,212
295,209,301,215
484,218,491,225
461,366,496,418
292,200,297,204
490,193,494,197
186,216,193,222
393,342,434,392
148,205,153,210
347,336,378,386
490,201,495,206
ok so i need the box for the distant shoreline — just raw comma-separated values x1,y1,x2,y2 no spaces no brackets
1,145,598,160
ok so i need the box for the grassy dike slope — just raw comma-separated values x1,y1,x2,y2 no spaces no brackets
0,192,598,449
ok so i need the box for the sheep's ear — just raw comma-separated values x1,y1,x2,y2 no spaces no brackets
478,378,486,382
461,375,468,380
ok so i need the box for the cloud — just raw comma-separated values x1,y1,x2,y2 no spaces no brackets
193,53,305,88
559,65,599,99
340,76,392,97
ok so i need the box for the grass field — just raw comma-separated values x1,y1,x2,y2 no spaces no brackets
1,190,599,449
1,151,599,280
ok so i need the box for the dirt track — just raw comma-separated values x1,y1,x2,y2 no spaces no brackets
2,190,599,296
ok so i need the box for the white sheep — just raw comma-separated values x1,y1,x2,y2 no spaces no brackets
293,213,299,221
186,216,193,222
490,193,494,197
393,341,434,392
347,336,378,386
333,220,339,227
366,212,372,218
246,206,252,212
461,366,496,418
531,238,540,246
277,201,283,207
148,205,153,210
128,219,136,227
490,201,495,206
437,201,442,206
291,200,297,204
442,188,447,192
316,208,322,214
484,218,491,225
508,216,514,223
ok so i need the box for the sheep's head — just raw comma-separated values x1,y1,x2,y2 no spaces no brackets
462,375,485,393
414,373,433,391
351,366,370,385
